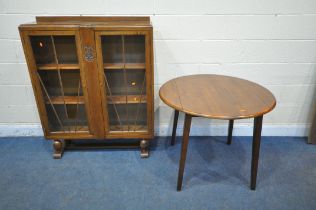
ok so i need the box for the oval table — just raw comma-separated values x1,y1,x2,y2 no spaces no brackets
159,74,276,191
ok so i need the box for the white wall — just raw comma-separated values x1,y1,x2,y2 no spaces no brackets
1,0,316,136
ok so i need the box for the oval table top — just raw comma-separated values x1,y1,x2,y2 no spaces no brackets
159,74,276,119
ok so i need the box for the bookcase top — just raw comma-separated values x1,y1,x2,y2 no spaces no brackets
19,16,152,29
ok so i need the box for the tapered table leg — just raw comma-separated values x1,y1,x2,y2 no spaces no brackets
171,110,179,146
251,116,263,190
177,114,192,191
227,119,234,145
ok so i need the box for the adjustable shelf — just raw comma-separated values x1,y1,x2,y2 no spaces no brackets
45,96,84,104
107,95,146,104
37,64,80,70
104,63,146,70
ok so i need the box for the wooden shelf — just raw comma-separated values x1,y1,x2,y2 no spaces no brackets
109,125,147,132
107,95,146,104
45,96,84,104
104,63,145,70
37,64,80,70
51,125,89,133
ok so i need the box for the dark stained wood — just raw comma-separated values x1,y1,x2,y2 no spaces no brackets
227,119,234,145
251,116,263,190
308,113,316,144
160,74,276,191
171,110,179,146
177,114,192,191
148,29,154,137
159,75,276,120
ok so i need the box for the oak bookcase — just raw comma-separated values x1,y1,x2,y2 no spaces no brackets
19,16,154,158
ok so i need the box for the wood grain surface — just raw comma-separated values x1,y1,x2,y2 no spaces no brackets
159,74,276,119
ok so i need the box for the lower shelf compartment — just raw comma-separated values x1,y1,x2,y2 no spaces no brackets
66,139,141,149
51,139,150,159
50,125,89,133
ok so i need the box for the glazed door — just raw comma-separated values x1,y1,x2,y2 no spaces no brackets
95,31,152,138
22,31,94,138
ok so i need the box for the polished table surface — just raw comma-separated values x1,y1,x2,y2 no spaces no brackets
159,74,276,120
159,74,276,191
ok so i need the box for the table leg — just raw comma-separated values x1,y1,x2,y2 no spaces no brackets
227,119,234,145
177,114,192,191
251,115,263,190
171,110,179,146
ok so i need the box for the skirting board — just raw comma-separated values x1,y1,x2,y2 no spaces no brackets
0,123,310,137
